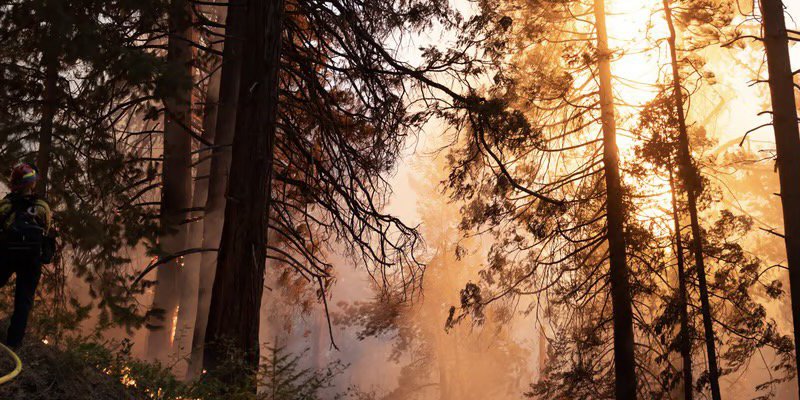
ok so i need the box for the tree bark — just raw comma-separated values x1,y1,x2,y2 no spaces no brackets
36,45,58,197
146,0,194,362
594,1,637,398
761,1,800,397
669,167,694,400
202,0,284,382
663,2,720,399
173,1,227,378
186,0,244,379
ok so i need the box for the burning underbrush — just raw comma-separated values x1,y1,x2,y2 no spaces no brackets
0,326,370,400
0,336,187,400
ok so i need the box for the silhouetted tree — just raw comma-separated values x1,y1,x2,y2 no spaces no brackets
759,2,800,396
0,0,170,331
445,0,641,397
190,0,522,382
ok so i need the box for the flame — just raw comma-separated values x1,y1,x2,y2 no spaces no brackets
170,305,180,346
120,366,137,387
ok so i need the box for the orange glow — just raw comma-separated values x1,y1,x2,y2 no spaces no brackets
170,305,180,346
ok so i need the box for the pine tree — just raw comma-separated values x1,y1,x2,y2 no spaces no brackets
192,0,526,380
444,0,643,396
662,1,721,396
633,89,793,400
593,1,636,397
146,0,195,362
260,344,346,400
173,0,227,377
0,0,169,329
188,0,245,379
35,0,59,197
202,0,284,384
760,2,800,396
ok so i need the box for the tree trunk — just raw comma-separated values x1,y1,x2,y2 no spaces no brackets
761,2,800,397
669,167,694,400
663,2,720,398
186,0,245,379
538,323,547,381
172,1,227,378
594,1,637,398
202,0,284,383
435,319,450,400
146,0,194,362
36,45,58,197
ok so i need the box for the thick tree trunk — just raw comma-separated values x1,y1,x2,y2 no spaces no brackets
663,2,720,399
186,0,244,380
594,1,637,399
761,1,800,397
202,0,284,382
173,1,227,378
669,167,694,400
36,46,58,197
146,0,194,362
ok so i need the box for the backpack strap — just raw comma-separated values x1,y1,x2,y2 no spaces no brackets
0,195,16,231
0,194,36,231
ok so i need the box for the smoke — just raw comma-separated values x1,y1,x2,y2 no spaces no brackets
34,1,798,398
252,2,800,397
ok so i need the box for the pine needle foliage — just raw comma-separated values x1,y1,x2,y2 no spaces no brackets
261,344,346,400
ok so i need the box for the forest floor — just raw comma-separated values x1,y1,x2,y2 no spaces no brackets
0,339,141,400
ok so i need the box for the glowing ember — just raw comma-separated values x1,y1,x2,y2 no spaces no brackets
120,366,137,387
